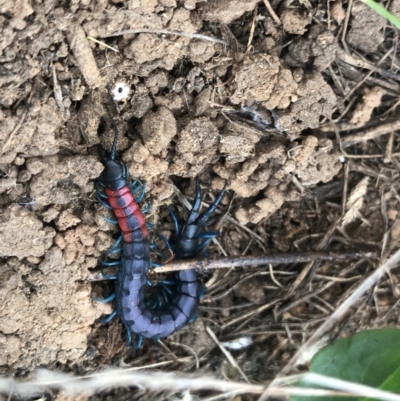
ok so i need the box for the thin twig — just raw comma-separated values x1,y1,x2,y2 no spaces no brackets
341,161,350,216
110,29,227,45
246,5,258,53
87,36,119,52
384,131,394,164
284,225,342,296
341,46,394,103
337,47,400,82
342,120,400,147
154,251,377,273
341,0,353,52
206,326,250,383
262,0,281,24
52,64,64,111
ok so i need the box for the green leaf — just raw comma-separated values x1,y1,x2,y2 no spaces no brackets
291,329,400,401
360,0,400,29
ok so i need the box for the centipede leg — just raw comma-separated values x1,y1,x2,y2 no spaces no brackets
160,288,170,306
149,242,167,261
98,197,113,210
99,259,120,267
103,216,118,225
197,237,214,250
141,201,151,214
94,293,116,303
160,279,176,286
166,206,180,237
194,185,226,226
129,179,142,193
150,261,163,268
199,248,210,258
153,230,174,254
187,178,202,224
96,187,108,199
106,247,122,255
101,270,117,280
108,235,123,250
125,326,132,346
153,293,163,309
188,313,198,323
98,310,117,323
135,184,146,202
198,286,205,299
197,232,219,239
146,297,157,310
160,282,174,296
134,335,144,349
97,178,106,187
123,164,129,180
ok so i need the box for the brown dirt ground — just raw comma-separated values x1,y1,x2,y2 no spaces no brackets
1,0,400,400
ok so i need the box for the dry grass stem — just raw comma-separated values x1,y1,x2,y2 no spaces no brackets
275,373,400,401
110,29,227,45
87,36,119,52
337,48,400,82
262,0,281,24
2,370,400,401
206,326,250,383
342,120,400,147
341,0,353,51
246,6,258,53
52,64,64,111
342,46,394,103
384,131,394,163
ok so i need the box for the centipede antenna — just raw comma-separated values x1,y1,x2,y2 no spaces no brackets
104,103,119,160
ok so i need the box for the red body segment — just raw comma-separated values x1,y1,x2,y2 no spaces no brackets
113,202,139,218
105,186,149,240
107,188,135,209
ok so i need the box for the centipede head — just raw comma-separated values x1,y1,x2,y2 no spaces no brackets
99,104,128,190
99,158,128,190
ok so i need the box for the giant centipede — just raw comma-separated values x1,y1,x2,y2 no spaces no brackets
96,111,225,347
